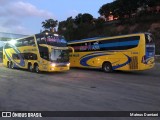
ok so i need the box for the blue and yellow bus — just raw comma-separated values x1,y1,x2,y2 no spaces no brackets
68,33,155,72
3,32,70,72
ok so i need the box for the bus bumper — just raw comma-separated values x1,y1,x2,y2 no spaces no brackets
48,66,70,72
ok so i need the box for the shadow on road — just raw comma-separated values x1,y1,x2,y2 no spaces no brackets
1,63,159,78
70,66,160,78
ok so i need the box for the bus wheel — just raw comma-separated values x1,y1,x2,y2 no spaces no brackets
102,62,113,73
7,62,10,68
28,64,33,72
34,64,39,73
11,62,14,69
9,62,12,68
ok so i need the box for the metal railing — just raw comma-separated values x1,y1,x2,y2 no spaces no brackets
0,32,28,42
0,32,29,47
0,32,28,41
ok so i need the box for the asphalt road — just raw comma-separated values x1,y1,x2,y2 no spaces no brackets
0,63,160,120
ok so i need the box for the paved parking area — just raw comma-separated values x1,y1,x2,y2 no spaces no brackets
0,63,160,120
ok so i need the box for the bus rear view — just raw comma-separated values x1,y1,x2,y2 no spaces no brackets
141,33,155,70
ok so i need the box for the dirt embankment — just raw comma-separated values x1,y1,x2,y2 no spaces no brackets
101,21,160,54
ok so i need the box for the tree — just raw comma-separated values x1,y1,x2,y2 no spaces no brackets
58,13,94,40
58,16,76,40
42,19,58,32
98,3,112,17
74,13,93,24
99,0,140,19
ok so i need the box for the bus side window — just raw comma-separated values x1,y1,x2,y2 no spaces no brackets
32,54,37,60
40,37,46,44
37,38,40,44
16,40,23,47
28,53,37,60
39,46,49,60
40,52,49,60
12,54,20,60
5,43,11,49
23,39,29,46
27,37,36,46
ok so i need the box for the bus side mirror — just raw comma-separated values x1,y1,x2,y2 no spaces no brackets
68,47,74,54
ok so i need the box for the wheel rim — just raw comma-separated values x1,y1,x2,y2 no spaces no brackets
104,65,110,72
103,63,112,72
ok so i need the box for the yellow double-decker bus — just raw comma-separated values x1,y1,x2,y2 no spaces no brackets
68,33,155,72
3,32,70,73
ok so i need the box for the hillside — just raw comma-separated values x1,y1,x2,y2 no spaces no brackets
92,21,160,54
81,14,160,54
58,13,160,54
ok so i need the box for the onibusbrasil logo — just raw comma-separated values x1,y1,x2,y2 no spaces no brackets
1,112,42,118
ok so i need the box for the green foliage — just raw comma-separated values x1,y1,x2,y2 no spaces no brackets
58,13,94,40
42,19,58,32
56,0,160,54
99,0,160,20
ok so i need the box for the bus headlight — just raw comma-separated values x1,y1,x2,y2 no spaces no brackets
51,63,56,67
67,63,70,66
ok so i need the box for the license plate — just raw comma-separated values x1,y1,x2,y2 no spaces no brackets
60,68,64,70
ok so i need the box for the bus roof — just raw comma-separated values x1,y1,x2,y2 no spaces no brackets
7,32,61,42
68,32,150,44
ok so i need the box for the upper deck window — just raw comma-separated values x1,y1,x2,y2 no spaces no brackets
36,33,67,47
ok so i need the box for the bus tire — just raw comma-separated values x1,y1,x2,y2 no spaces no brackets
102,62,113,73
10,62,14,69
7,61,10,68
9,62,12,69
28,63,33,72
34,64,39,73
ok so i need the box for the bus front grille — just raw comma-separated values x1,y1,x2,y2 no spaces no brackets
56,65,67,67
129,56,138,70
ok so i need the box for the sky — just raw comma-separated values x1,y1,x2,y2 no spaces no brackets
0,0,113,35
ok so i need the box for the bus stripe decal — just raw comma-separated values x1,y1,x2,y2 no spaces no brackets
80,53,131,69
112,55,131,70
80,52,112,60
80,53,109,66
99,40,139,48
4,44,25,67
4,49,11,61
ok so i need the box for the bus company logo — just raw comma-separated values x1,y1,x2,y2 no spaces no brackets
2,112,11,117
1,112,42,118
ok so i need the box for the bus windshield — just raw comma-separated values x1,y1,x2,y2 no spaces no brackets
50,49,69,63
